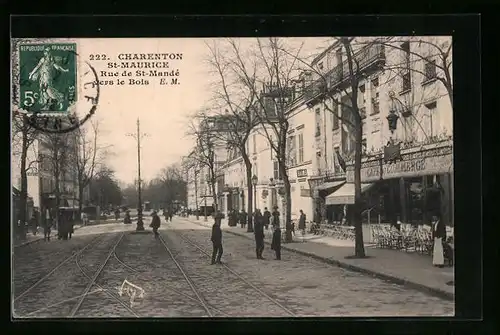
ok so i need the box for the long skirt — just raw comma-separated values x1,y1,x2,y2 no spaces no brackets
432,237,444,266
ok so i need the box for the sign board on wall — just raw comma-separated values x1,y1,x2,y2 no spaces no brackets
346,145,453,183
296,169,308,178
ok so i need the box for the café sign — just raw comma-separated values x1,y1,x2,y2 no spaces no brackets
346,145,453,183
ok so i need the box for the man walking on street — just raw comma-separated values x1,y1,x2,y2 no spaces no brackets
271,225,282,260
150,210,161,239
211,210,223,264
298,209,307,236
254,209,265,259
263,207,271,230
43,208,52,241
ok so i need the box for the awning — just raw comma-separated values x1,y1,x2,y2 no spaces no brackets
316,181,346,191
325,183,374,205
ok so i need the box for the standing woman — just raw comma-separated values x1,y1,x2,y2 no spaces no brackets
432,214,446,268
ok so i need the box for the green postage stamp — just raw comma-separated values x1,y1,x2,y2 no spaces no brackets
19,43,77,114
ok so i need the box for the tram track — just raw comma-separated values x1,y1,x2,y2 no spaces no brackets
71,232,140,318
13,234,104,305
171,230,297,317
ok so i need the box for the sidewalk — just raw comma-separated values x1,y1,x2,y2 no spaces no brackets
177,216,454,300
13,224,83,248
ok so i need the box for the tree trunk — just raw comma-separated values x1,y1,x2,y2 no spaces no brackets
18,124,29,240
283,173,293,243
353,117,366,257
78,182,84,220
244,157,254,232
194,171,199,220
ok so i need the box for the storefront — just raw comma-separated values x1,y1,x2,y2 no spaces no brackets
308,176,346,223
342,139,454,226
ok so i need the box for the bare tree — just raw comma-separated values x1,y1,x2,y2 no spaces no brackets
186,112,220,213
204,40,260,232
225,37,304,243
181,154,201,220
41,132,71,228
72,120,111,217
11,38,44,239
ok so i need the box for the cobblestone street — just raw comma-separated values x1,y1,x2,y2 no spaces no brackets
12,218,453,318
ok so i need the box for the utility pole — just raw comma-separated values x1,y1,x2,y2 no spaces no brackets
194,169,200,220
126,118,149,231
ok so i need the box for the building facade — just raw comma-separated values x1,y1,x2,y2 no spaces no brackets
186,36,453,227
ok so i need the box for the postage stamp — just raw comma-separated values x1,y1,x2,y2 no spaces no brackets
19,43,77,114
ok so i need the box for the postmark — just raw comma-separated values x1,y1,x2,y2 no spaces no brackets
13,41,100,134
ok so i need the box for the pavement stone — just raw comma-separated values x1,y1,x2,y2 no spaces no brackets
177,216,454,300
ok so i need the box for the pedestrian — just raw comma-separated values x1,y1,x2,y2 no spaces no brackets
169,209,173,222
271,206,280,229
124,211,132,224
150,210,161,238
211,211,223,264
271,225,282,260
43,209,52,241
239,209,247,229
432,214,446,268
29,212,38,236
298,209,307,236
263,207,271,230
254,209,265,259
114,208,120,221
68,212,74,239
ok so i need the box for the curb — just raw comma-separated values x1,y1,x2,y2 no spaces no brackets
181,217,455,302
14,225,83,248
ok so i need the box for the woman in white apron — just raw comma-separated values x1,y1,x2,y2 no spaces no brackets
432,215,446,267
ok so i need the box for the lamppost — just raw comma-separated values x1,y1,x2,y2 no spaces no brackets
387,91,430,141
126,118,149,232
249,174,258,233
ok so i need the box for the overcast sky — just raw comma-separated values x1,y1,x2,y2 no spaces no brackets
72,37,328,184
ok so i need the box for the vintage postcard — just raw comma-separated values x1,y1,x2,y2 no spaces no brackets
11,36,454,318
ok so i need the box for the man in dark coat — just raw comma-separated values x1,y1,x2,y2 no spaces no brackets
298,209,307,235
43,208,52,241
254,209,265,259
271,207,280,229
263,207,271,230
271,226,282,260
151,211,161,238
239,209,247,229
211,211,223,264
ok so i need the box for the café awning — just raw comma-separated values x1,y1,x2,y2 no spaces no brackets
325,183,374,205
316,180,346,192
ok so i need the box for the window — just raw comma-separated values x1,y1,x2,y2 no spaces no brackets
371,77,380,115
252,134,257,154
424,59,437,82
273,161,281,180
359,84,366,119
401,41,412,92
298,133,304,163
333,146,341,173
402,71,411,92
401,42,410,68
425,101,438,137
332,101,340,130
287,135,296,166
315,108,321,137
362,138,367,155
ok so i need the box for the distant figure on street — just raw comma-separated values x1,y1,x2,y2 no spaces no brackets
239,209,247,229
68,212,74,239
114,209,120,221
150,210,161,238
43,209,52,241
271,226,282,260
168,209,173,222
29,211,38,236
432,215,446,267
81,211,88,226
298,209,307,236
254,209,265,259
263,207,271,230
124,211,132,224
211,211,223,264
271,206,280,229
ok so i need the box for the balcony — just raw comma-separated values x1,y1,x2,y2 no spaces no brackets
325,44,386,93
304,79,327,107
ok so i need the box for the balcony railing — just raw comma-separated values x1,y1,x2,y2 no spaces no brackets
304,43,386,105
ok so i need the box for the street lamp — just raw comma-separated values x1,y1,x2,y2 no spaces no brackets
126,118,149,232
387,91,429,140
249,174,258,233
